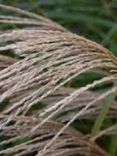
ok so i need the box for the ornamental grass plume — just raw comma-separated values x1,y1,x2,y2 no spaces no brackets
0,4,117,156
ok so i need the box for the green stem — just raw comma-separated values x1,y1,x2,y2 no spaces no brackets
109,134,117,156
91,92,116,137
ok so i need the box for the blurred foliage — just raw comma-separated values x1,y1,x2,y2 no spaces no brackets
0,0,117,56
